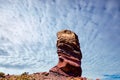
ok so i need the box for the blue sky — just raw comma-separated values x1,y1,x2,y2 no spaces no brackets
0,0,120,79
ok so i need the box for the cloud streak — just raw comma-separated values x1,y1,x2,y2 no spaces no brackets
0,0,120,79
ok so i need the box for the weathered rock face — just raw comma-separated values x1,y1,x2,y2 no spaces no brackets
50,30,82,77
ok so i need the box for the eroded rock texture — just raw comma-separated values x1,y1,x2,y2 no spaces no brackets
50,30,82,77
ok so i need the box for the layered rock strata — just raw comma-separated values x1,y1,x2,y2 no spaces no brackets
50,30,82,77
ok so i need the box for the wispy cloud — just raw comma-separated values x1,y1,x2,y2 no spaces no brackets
0,0,120,79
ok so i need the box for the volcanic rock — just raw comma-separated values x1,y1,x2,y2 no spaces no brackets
50,30,82,77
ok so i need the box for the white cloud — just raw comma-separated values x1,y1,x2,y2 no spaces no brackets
0,0,120,79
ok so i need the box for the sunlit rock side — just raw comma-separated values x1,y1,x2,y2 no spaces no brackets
50,30,82,77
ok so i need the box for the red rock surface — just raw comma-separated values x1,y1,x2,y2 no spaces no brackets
50,30,82,77
1,72,100,80
1,72,88,80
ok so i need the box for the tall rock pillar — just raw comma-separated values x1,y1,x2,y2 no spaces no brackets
50,30,82,77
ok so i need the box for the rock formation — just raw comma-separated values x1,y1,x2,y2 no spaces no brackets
1,30,100,80
4,30,83,80
50,30,82,77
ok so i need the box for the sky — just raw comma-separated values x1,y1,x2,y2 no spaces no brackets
0,0,120,79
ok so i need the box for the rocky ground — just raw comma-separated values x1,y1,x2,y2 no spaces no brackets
0,72,98,80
